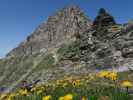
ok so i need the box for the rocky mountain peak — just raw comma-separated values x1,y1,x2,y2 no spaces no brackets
61,5,81,15
7,5,92,57
93,8,116,29
98,8,106,15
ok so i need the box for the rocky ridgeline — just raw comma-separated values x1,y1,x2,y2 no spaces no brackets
62,8,133,69
7,5,92,57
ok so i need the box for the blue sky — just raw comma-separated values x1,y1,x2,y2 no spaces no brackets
0,0,132,58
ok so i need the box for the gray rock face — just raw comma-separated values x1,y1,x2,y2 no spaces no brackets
7,5,92,57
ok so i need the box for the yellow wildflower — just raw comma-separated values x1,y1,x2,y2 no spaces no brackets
108,71,117,81
7,93,16,100
98,71,110,78
42,95,51,100
121,80,133,88
64,94,73,100
82,96,87,100
72,80,80,87
19,89,28,96
58,96,64,100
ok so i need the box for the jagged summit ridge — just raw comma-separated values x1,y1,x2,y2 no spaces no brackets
7,5,92,57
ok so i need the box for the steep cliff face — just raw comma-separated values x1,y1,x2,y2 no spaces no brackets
7,5,92,57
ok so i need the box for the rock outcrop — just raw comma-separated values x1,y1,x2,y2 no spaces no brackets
93,8,116,29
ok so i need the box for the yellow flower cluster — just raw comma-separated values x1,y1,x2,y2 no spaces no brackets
98,70,117,81
0,70,133,100
31,85,46,94
18,89,28,96
0,93,18,100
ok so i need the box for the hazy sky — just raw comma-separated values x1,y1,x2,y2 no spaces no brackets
0,0,132,58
